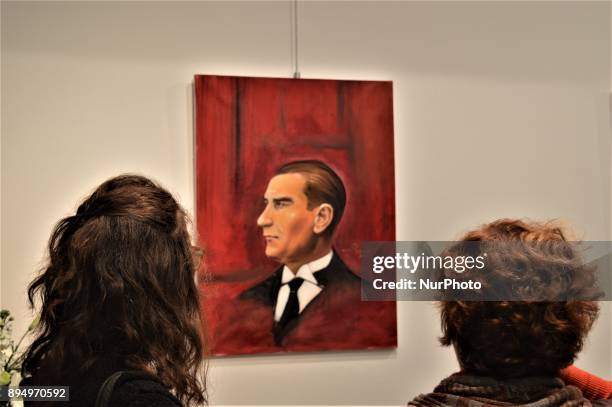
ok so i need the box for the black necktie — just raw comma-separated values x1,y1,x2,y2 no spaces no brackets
276,278,304,336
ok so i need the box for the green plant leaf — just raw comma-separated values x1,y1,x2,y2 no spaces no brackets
28,317,40,331
0,370,11,385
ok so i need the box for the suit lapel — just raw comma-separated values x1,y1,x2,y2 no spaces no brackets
239,267,283,306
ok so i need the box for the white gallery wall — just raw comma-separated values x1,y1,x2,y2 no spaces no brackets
1,1,610,405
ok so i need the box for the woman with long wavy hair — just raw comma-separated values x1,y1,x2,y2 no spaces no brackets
21,175,206,406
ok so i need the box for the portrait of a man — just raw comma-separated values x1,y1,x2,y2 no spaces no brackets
240,160,364,345
195,75,396,355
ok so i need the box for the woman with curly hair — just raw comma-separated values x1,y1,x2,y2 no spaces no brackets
409,219,611,407
21,175,206,406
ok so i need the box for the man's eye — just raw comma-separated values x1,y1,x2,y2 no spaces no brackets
274,201,290,209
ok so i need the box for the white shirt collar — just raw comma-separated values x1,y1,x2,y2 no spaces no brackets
274,251,333,321
281,251,333,286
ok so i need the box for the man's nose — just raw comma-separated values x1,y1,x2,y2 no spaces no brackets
257,206,272,228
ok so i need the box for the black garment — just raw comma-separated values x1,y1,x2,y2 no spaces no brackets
274,277,305,343
21,359,181,407
240,252,360,344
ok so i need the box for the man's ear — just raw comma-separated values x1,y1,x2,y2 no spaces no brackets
313,204,334,235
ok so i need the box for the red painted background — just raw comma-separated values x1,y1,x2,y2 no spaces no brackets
195,75,396,355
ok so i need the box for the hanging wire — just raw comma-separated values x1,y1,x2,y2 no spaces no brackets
292,0,300,79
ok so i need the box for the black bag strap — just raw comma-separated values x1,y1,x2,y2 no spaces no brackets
95,370,164,407
94,371,125,407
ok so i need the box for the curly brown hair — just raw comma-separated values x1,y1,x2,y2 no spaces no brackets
439,219,600,378
23,174,206,405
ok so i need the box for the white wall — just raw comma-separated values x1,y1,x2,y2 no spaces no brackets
1,1,610,405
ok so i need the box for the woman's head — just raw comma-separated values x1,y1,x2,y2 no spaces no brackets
24,174,206,405
439,219,600,378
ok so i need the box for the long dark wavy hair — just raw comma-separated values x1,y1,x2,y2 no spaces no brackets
23,174,206,405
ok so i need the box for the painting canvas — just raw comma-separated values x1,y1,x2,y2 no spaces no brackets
195,75,397,356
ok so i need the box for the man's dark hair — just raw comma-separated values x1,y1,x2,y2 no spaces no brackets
276,160,346,237
439,219,600,379
23,174,206,406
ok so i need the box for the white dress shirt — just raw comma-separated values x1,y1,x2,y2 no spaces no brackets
273,251,333,322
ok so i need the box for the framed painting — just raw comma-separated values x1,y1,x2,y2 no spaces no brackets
195,75,397,356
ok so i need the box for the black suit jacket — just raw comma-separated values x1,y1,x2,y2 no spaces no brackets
240,253,360,345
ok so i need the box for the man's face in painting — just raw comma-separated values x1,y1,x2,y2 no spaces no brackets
257,173,318,265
